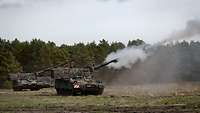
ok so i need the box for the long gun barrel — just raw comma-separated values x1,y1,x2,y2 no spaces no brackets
35,62,68,75
94,58,118,70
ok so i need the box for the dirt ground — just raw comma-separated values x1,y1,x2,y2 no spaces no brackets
0,82,200,113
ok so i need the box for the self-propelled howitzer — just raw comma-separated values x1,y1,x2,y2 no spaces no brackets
9,72,53,91
53,59,118,95
8,64,62,91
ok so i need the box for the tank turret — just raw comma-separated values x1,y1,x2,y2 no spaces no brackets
53,59,118,96
8,63,61,91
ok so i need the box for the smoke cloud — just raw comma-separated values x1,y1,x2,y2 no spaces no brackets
106,19,200,69
105,46,147,69
103,19,200,85
162,19,200,43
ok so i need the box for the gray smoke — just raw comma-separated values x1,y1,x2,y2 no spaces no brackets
162,19,200,43
103,19,200,86
106,19,200,69
105,46,147,69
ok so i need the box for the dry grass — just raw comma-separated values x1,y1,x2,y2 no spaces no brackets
104,81,200,96
0,82,200,112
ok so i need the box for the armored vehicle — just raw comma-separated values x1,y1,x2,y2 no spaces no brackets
9,59,117,95
9,71,53,91
9,73,38,91
53,59,118,95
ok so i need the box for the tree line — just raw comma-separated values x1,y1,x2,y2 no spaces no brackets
1,38,145,88
1,38,200,88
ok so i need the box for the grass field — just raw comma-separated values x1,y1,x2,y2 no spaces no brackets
0,82,200,113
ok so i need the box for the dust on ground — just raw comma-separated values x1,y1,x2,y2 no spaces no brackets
0,81,200,113
104,81,200,97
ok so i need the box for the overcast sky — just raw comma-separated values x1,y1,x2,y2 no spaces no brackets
0,0,200,45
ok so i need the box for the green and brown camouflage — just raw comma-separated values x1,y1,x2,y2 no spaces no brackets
9,58,118,95
8,62,66,91
53,59,118,95
9,71,54,91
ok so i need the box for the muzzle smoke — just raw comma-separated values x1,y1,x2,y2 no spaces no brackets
105,46,147,69
105,19,200,69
